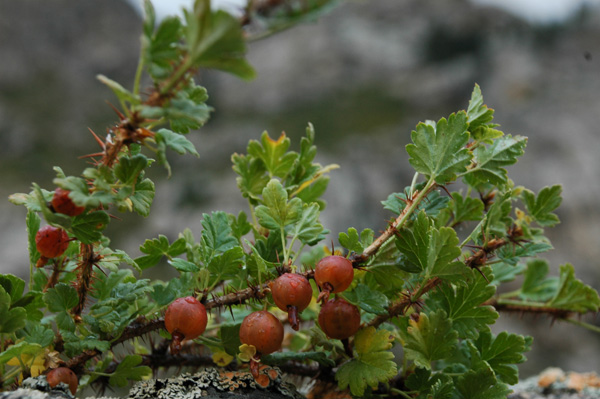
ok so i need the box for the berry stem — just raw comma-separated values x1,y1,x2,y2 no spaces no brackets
287,305,300,331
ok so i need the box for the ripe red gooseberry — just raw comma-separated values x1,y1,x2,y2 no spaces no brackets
239,310,284,379
270,273,313,330
314,255,354,302
164,296,208,354
46,367,78,395
318,298,361,340
35,226,70,267
51,188,85,216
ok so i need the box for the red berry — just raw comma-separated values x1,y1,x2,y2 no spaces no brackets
239,310,284,356
318,298,361,340
35,226,70,260
271,273,313,330
165,296,208,354
51,188,85,216
314,255,354,302
46,367,78,395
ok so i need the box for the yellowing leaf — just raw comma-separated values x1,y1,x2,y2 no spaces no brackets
336,327,397,396
237,344,257,363
212,350,234,366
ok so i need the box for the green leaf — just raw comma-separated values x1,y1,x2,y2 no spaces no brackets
231,153,270,202
184,5,255,80
382,186,450,218
168,258,200,273
135,235,186,270
406,112,471,183
546,264,600,313
0,285,27,334
482,192,512,239
255,179,302,230
470,331,530,385
207,247,245,283
109,355,152,387
395,212,467,282
114,154,148,185
43,283,79,312
467,84,495,133
156,128,199,157
71,211,110,244
130,178,155,217
289,203,324,246
343,284,389,315
519,259,558,301
97,74,140,105
141,87,211,135
427,269,498,339
247,132,299,179
405,368,454,399
336,327,397,396
490,262,525,286
142,15,182,80
220,323,242,356
263,351,335,368
53,177,113,209
229,211,252,240
496,236,553,266
338,227,363,254
448,192,484,225
399,310,458,369
20,323,55,347
522,185,562,227
455,362,511,399
201,211,239,258
0,341,43,365
464,135,527,186
0,274,25,306
26,211,41,267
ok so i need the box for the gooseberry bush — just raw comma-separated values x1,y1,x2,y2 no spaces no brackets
1,0,600,398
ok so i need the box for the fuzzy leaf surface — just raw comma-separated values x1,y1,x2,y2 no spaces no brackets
406,112,471,183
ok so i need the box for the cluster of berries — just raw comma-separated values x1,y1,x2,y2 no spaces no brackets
164,255,361,379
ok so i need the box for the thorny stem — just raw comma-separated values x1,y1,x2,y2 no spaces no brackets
360,177,436,260
71,243,97,319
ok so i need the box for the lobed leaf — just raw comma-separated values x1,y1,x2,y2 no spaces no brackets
427,269,498,339
247,132,299,179
255,179,302,230
470,331,530,385
406,112,471,184
546,264,600,313
336,327,397,396
464,135,527,187
399,310,458,369
454,362,512,399
109,355,152,387
522,185,562,227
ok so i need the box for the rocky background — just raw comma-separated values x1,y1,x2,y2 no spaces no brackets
1,0,600,391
